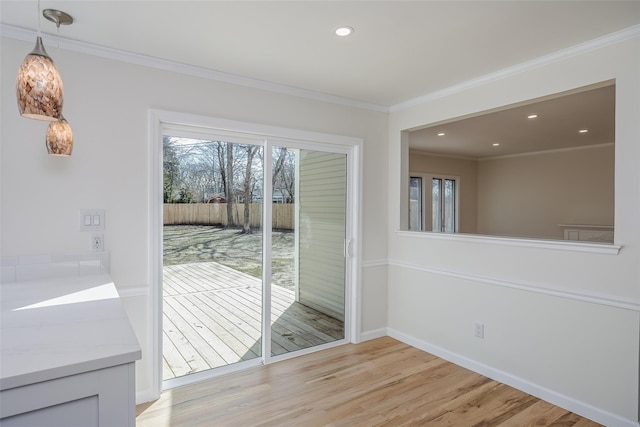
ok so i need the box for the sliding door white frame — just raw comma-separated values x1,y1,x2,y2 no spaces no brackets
149,110,363,399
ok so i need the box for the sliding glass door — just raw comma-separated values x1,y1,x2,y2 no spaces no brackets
153,114,358,392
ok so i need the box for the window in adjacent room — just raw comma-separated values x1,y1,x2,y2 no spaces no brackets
410,174,459,233
409,176,423,231
432,177,457,233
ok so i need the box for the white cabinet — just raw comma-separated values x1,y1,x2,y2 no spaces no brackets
1,363,135,427
0,275,141,427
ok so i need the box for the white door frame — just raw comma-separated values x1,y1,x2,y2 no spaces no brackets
148,110,363,399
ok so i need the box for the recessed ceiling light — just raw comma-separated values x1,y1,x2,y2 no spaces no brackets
335,26,354,37
527,114,538,119
437,132,445,136
579,129,589,133
492,143,500,147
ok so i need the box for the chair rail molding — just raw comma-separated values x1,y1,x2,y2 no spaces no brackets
387,258,640,312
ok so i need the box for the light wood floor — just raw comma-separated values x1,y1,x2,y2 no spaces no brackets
137,336,602,427
163,262,344,380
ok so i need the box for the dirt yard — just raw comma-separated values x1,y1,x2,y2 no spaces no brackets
163,225,295,289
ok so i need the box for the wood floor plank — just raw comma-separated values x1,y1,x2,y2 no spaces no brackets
427,383,538,426
306,356,460,425
377,371,500,426
139,337,603,427
548,412,587,426
347,367,487,423
571,419,606,427
496,400,571,426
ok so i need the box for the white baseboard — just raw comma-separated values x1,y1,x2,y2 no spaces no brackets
387,328,638,427
359,327,388,342
118,285,149,298
136,388,159,406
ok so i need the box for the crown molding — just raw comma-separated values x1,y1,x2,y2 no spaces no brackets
408,149,477,162
478,141,615,161
3,23,638,115
0,24,389,113
389,24,640,113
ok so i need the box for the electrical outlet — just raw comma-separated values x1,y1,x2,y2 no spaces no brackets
474,322,485,339
92,234,104,252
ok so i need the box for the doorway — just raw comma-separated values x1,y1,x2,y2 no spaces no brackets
151,112,361,394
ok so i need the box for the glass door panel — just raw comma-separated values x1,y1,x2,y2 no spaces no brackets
270,147,346,356
162,136,263,383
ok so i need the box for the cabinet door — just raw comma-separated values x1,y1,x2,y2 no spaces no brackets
1,395,99,427
0,363,135,427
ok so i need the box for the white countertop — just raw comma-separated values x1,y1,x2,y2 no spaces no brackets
0,274,141,390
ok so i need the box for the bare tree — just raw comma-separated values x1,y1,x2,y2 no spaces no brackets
272,147,287,187
163,138,289,230
273,149,295,203
242,146,259,233
215,142,227,197
164,137,218,203
271,147,295,202
163,137,179,202
225,142,235,227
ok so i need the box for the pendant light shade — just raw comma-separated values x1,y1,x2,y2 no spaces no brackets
46,115,73,156
16,36,64,121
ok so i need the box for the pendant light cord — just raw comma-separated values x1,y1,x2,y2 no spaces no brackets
36,0,41,36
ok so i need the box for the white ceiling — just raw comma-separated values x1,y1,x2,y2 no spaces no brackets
1,1,637,157
1,1,639,109
409,82,616,158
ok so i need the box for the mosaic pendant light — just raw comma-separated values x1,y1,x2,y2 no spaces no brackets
16,36,64,121
46,115,73,156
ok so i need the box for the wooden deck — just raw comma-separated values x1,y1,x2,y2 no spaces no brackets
162,261,344,380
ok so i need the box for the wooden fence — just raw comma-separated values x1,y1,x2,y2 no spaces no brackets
163,203,294,230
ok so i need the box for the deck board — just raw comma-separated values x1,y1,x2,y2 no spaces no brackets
162,261,344,380
165,297,234,366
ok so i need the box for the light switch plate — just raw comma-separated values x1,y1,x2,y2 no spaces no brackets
79,209,105,231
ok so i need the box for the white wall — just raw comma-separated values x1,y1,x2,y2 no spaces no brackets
388,35,640,426
477,144,614,239
409,143,614,240
4,27,639,426
0,36,389,401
